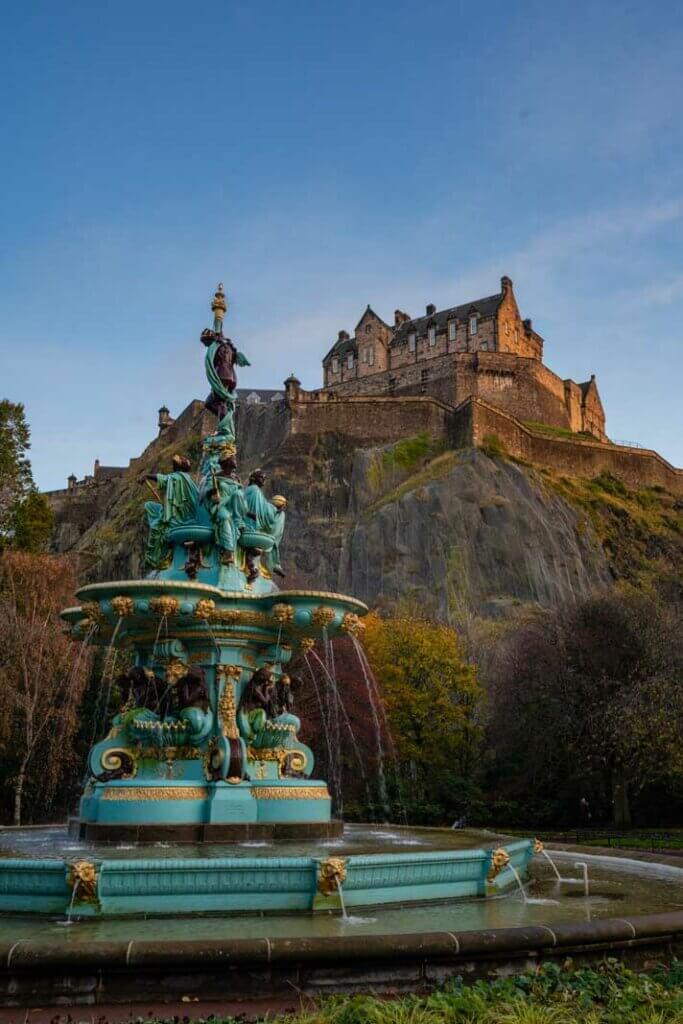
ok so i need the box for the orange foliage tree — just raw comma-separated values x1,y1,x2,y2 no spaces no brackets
0,552,92,824
361,612,484,823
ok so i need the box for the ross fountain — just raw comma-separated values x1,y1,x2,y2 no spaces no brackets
1,286,533,919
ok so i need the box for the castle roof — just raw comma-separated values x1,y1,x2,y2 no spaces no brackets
392,292,503,346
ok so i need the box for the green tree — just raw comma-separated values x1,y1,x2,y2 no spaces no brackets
0,401,33,542
13,491,54,553
363,612,484,823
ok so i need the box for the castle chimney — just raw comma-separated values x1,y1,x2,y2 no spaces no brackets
67,473,77,491
394,310,410,326
426,303,436,316
93,459,100,477
337,330,350,342
523,318,532,332
501,275,513,293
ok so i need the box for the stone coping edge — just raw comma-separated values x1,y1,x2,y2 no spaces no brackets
2,912,682,969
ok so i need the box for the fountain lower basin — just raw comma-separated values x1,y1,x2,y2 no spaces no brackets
0,825,533,918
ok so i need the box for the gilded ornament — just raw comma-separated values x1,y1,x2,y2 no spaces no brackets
252,786,329,800
487,848,510,882
149,596,179,617
271,603,294,625
209,608,271,629
102,786,208,800
317,856,348,896
195,599,216,619
80,601,103,624
298,637,316,653
111,596,135,618
67,861,99,905
217,666,240,740
311,606,336,629
254,761,268,780
340,612,366,636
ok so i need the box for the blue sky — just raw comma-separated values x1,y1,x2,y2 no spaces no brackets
1,0,682,490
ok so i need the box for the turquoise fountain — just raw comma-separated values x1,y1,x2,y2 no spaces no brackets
7,285,533,918
62,283,367,842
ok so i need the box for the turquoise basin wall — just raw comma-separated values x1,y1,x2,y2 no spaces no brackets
0,840,533,917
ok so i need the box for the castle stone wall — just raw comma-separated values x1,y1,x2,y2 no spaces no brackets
466,398,683,494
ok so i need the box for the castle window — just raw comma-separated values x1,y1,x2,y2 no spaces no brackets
469,315,478,336
420,368,429,393
388,376,396,395
428,325,436,347
361,348,367,364
365,324,372,334
368,346,375,366
347,353,354,370
408,332,416,352
448,320,456,342
480,341,488,352
332,357,339,373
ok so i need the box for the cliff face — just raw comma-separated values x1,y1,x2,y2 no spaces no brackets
54,399,681,619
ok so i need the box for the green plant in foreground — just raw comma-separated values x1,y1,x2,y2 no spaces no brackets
142,961,683,1024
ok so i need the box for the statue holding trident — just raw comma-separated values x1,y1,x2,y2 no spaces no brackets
200,283,250,441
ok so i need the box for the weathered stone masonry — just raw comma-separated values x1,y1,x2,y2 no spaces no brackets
320,276,607,442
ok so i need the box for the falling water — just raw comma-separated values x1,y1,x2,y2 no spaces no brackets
541,848,563,882
574,861,590,897
349,637,390,818
306,651,375,818
322,629,342,805
61,878,81,926
507,862,529,903
335,877,348,920
81,616,124,784
303,655,340,807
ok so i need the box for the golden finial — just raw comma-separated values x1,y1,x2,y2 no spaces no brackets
211,282,228,332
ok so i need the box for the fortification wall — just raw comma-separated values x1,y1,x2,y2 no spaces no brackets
464,398,683,495
289,392,455,444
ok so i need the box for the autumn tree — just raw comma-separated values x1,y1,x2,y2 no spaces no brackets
362,612,484,824
0,552,92,824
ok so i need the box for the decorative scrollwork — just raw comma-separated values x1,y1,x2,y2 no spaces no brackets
252,786,329,800
111,596,135,617
317,856,347,895
487,847,510,882
97,748,137,781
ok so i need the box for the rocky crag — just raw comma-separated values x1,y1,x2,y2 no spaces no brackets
51,400,682,622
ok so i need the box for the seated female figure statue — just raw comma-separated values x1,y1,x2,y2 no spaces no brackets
243,469,287,577
144,455,200,568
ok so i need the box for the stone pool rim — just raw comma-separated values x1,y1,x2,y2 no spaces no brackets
0,909,680,1007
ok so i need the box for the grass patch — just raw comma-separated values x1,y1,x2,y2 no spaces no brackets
539,467,683,587
147,961,683,1023
524,421,601,443
481,433,508,459
367,433,446,495
365,451,460,517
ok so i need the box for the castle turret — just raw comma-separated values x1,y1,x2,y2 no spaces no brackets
158,405,174,433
